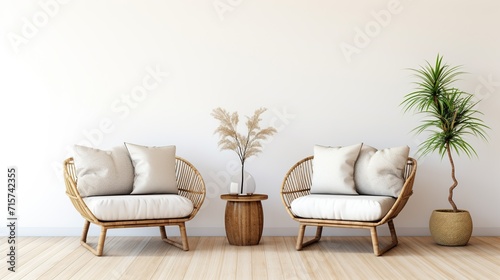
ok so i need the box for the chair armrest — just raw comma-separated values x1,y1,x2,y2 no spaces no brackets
280,156,314,216
175,157,206,220
378,157,417,224
63,158,100,223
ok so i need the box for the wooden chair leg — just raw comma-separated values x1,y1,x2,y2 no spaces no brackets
96,227,107,256
178,223,190,251
80,220,90,243
80,221,107,256
370,220,399,256
296,224,323,250
296,224,306,250
160,224,190,251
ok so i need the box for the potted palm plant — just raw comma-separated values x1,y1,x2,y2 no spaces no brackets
401,54,489,246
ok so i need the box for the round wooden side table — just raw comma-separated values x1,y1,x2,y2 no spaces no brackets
220,194,268,246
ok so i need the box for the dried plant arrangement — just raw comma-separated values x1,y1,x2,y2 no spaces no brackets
212,107,277,193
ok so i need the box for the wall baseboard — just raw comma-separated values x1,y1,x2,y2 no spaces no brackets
2,227,498,237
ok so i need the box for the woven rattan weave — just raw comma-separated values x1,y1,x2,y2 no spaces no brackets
280,156,417,256
64,157,206,256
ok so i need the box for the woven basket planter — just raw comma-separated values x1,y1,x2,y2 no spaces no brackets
429,209,473,246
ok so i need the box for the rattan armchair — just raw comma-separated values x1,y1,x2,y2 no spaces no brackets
64,156,206,256
280,156,417,256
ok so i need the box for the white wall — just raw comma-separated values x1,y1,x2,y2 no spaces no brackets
1,0,499,237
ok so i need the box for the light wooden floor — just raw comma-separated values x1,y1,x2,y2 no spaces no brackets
1,236,499,279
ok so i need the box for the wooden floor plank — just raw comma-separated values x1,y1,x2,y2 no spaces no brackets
251,238,270,279
260,237,284,280
385,237,449,279
218,237,238,280
36,242,92,280
183,236,225,280
1,237,69,279
68,236,149,280
235,243,253,280
273,237,300,279
119,237,176,279
283,234,319,279
19,237,79,280
1,236,499,279
150,236,198,279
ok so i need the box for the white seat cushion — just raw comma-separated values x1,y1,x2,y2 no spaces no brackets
83,194,193,221
290,194,395,221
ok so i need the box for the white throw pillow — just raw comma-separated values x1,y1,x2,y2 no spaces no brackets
125,143,178,194
310,143,363,195
73,145,134,197
354,145,410,197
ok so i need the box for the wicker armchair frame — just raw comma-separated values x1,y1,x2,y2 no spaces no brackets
64,156,206,256
280,156,417,256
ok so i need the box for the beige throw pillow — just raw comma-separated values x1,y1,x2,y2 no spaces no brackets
354,145,410,197
310,143,363,195
73,145,134,197
125,143,178,194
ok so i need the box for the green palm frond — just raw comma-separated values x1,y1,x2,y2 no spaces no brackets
402,54,464,113
402,55,489,159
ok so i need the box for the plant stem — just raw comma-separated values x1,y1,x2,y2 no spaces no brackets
446,142,459,212
240,162,245,194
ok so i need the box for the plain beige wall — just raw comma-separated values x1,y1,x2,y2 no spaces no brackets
1,0,499,237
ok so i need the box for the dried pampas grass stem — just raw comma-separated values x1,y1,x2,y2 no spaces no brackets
212,107,277,165
212,107,277,193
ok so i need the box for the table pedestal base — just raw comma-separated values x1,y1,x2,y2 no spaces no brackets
221,194,268,246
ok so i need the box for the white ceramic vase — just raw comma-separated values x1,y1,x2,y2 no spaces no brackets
229,170,256,195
